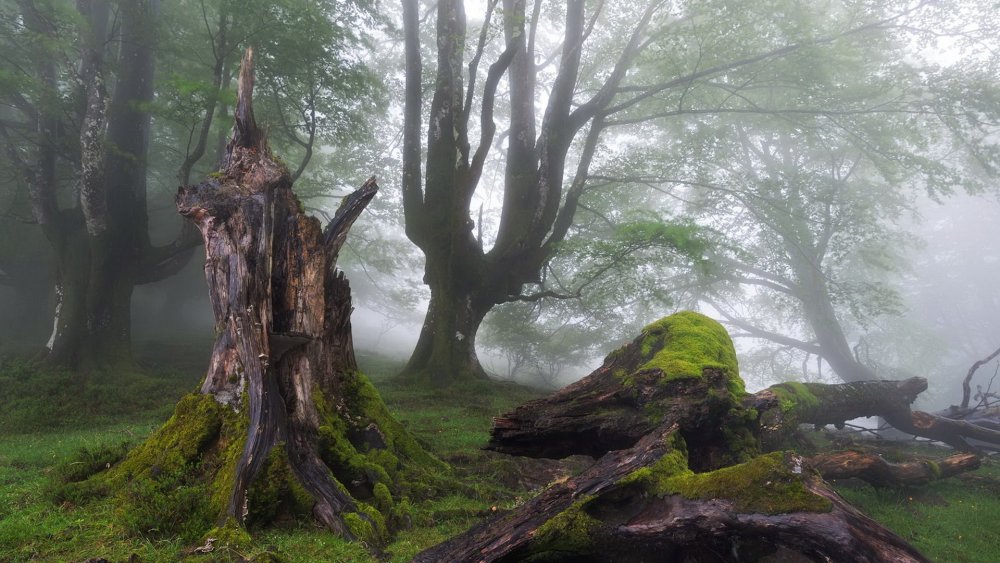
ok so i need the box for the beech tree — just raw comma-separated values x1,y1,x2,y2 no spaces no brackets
399,0,981,383
682,51,1000,383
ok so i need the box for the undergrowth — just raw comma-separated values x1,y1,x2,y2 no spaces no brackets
1,347,998,562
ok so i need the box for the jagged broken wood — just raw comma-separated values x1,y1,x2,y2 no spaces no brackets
175,47,386,535
417,425,927,562
419,312,987,562
72,48,441,544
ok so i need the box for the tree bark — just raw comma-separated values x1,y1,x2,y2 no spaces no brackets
23,0,160,369
399,1,642,384
808,451,980,487
752,378,1000,452
448,311,984,561
424,427,928,563
8,0,204,369
122,48,442,540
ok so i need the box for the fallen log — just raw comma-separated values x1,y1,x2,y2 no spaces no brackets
421,424,928,562
752,379,1000,452
445,311,987,562
808,451,980,487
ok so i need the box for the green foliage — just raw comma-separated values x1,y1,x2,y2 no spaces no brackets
836,459,1000,562
6,352,999,561
50,441,130,485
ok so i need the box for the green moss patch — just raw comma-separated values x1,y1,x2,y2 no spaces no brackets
769,381,821,416
631,311,744,397
628,449,832,515
531,496,601,554
103,393,238,540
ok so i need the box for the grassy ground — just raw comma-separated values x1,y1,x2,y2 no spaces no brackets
835,447,1000,562
0,348,998,562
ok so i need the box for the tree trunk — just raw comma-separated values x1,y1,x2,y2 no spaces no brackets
436,311,988,562
398,2,636,386
807,451,980,487
62,49,442,545
32,0,157,370
404,282,491,383
44,231,134,369
420,427,929,563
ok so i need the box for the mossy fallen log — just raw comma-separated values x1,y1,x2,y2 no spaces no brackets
752,377,1000,452
421,425,925,562
489,311,755,470
446,311,993,562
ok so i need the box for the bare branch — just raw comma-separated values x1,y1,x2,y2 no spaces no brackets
961,344,1000,410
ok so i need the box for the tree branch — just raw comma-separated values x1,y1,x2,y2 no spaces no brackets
323,177,379,266
706,299,823,356
467,42,518,197
960,344,1000,410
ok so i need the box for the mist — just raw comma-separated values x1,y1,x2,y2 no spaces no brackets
2,0,1000,560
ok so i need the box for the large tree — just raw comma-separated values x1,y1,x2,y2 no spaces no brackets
678,37,1000,384
398,0,988,384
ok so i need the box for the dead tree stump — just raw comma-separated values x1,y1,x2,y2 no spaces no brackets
64,48,442,546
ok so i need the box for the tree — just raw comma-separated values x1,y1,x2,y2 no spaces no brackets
0,0,173,368
685,67,998,383
59,51,441,543
398,0,989,384
0,0,380,368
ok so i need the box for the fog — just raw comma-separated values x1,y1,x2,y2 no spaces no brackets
1,0,999,406
5,2,1000,560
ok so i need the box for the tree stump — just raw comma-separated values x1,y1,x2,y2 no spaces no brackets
61,48,442,546
419,311,990,562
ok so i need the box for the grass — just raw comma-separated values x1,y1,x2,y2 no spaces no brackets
0,348,549,562
1,347,999,561
835,456,1000,562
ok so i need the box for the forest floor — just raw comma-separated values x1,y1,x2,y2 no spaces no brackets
0,344,998,562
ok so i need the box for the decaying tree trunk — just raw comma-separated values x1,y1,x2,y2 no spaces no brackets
753,378,1000,452
422,311,990,562
65,49,441,545
807,451,980,487
418,427,927,562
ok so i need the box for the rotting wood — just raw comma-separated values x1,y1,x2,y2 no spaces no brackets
453,311,989,562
